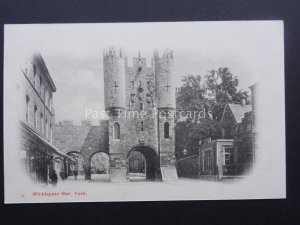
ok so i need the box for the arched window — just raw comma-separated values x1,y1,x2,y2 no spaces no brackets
164,122,170,138
26,95,30,123
114,123,120,140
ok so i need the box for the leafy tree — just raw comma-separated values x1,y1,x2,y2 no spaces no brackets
176,75,208,114
175,67,249,158
204,67,249,121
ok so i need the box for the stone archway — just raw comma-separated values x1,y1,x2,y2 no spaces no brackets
67,151,85,178
127,146,159,180
89,151,109,181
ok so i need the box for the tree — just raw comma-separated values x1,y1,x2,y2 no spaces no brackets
176,75,208,114
204,67,249,121
175,68,249,157
175,75,219,156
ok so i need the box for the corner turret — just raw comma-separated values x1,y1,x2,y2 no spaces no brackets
103,48,126,112
153,49,175,109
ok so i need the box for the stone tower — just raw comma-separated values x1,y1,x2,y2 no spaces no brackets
103,48,178,182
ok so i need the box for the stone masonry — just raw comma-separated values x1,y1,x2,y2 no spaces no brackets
103,48,178,181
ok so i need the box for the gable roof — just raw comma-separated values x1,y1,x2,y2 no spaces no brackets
32,53,57,92
220,103,252,125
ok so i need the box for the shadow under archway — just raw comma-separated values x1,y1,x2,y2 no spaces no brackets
127,146,159,180
66,151,85,177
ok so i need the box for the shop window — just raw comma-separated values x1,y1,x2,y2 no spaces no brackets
140,103,144,110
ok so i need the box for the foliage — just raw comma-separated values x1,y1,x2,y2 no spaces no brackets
175,67,249,157
205,68,249,121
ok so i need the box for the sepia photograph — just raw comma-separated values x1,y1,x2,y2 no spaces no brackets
3,21,285,203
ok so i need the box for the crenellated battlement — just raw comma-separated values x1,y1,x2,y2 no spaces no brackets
153,49,174,60
103,47,125,59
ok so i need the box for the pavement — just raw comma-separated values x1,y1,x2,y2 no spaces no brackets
22,173,250,203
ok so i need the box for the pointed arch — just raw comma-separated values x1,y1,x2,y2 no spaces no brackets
113,122,120,140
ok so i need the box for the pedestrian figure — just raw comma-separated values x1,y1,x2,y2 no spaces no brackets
49,170,58,187
74,170,78,180
60,171,65,180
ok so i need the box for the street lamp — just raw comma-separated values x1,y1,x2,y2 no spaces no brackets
182,149,188,156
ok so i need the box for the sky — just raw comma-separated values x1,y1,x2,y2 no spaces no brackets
5,21,283,125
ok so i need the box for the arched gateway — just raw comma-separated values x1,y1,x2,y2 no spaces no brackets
103,48,178,182
127,146,159,180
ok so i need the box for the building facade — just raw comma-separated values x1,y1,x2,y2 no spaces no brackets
103,48,178,181
18,53,72,184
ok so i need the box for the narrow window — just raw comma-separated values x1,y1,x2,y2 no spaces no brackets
49,93,52,110
40,77,43,95
45,90,49,108
34,105,37,129
113,123,120,140
26,95,30,123
147,81,151,90
50,124,52,143
141,122,144,131
45,119,48,138
131,81,134,90
164,122,170,138
140,103,143,110
33,64,37,86
40,113,44,134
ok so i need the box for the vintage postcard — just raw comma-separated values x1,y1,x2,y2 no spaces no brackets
3,21,285,203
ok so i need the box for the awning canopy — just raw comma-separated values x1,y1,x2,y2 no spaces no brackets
20,121,75,163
